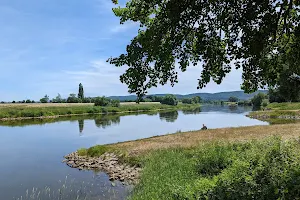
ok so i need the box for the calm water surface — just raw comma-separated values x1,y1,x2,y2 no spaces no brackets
0,105,268,199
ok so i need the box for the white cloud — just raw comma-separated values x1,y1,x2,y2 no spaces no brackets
63,59,128,97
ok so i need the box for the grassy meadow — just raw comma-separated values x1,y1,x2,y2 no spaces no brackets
0,102,199,120
248,102,300,120
76,123,300,199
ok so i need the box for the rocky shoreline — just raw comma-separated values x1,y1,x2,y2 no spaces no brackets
63,152,142,184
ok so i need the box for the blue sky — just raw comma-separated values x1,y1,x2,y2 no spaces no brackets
0,0,243,101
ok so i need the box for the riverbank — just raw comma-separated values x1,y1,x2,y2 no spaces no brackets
0,103,200,121
64,123,300,199
248,102,300,120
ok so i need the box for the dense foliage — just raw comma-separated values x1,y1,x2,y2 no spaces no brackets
40,95,49,103
268,71,300,103
160,95,178,106
109,0,300,98
251,93,269,108
67,94,80,103
146,95,164,102
94,96,120,107
182,96,202,104
228,96,238,102
131,137,300,200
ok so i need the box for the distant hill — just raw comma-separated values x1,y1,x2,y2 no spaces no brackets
109,90,268,101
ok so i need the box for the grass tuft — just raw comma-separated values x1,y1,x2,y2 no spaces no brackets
85,145,113,157
77,148,87,156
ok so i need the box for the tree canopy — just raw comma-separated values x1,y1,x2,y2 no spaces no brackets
40,95,49,103
228,96,238,102
108,0,300,99
251,92,268,107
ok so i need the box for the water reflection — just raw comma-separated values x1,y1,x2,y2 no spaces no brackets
159,111,179,122
0,109,201,129
3,106,295,132
201,104,253,113
182,107,201,115
94,115,121,129
228,104,238,111
78,119,84,136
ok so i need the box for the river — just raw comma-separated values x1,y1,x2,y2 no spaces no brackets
0,105,268,200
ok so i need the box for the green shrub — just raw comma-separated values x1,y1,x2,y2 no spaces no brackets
262,99,269,107
182,98,193,104
251,92,268,108
111,99,120,107
196,144,234,177
94,96,111,106
161,95,178,106
228,96,238,102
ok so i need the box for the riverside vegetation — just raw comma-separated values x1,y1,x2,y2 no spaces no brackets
0,102,199,120
68,123,300,199
248,102,300,120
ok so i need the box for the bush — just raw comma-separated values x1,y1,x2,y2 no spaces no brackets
82,97,92,103
228,96,238,102
94,96,110,106
182,96,202,104
251,92,268,108
111,99,120,107
40,95,49,103
67,94,80,103
262,99,269,107
192,96,202,104
182,98,193,104
161,95,178,106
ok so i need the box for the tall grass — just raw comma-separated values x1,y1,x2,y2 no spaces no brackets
267,102,300,110
129,137,300,199
0,104,200,119
14,176,130,200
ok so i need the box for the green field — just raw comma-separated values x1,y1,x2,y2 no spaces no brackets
0,103,200,120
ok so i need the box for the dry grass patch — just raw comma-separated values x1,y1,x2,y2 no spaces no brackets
109,124,300,155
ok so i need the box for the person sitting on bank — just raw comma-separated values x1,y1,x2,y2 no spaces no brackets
201,124,208,130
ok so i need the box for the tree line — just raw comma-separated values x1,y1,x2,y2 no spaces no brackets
1,83,202,107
